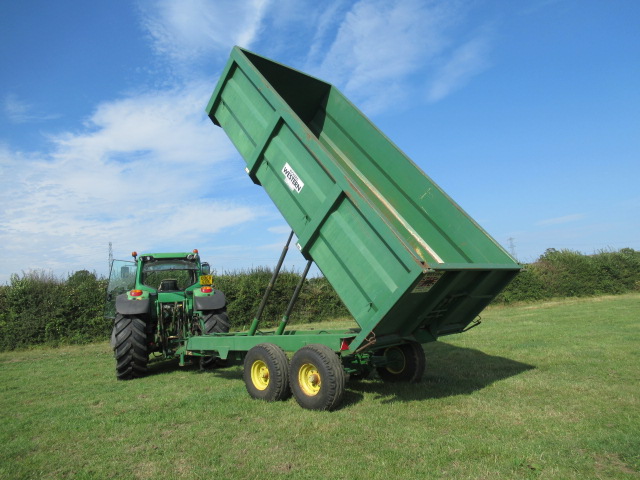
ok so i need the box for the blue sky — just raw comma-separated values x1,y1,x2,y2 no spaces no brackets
1,0,639,284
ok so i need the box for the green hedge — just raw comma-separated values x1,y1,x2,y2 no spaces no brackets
494,248,640,303
213,267,348,331
1,248,638,350
0,267,348,351
0,270,109,351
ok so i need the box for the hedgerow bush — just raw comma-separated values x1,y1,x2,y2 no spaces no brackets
0,267,349,351
494,248,640,303
1,248,638,350
213,267,348,330
0,270,108,351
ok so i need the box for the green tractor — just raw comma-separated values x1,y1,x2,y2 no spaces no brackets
105,250,230,379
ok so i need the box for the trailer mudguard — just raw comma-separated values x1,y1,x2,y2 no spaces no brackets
115,294,151,315
194,290,227,311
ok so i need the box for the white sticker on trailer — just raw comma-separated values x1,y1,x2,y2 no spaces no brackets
282,162,304,193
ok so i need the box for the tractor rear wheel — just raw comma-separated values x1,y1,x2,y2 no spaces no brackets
200,309,231,369
112,314,148,380
243,343,291,401
203,309,230,333
290,344,346,411
375,341,425,383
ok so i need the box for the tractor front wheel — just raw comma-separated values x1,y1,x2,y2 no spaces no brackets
112,314,148,380
290,344,346,411
243,343,291,402
375,341,425,383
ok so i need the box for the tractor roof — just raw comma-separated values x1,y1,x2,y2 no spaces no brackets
139,252,199,260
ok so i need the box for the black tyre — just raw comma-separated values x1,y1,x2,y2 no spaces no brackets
112,314,148,380
200,309,231,369
375,341,425,383
203,309,230,333
243,343,291,401
290,344,346,411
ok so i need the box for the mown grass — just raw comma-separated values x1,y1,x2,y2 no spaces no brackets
1,294,638,479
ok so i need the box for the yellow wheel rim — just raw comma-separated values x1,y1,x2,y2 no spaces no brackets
385,347,406,374
298,363,321,396
250,360,270,391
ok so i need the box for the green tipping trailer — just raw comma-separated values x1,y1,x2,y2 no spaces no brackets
190,47,520,410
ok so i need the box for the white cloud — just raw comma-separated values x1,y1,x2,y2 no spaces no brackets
267,225,293,235
536,213,586,227
137,0,492,113
304,0,351,65
427,33,491,102
138,0,270,65
54,82,228,166
306,0,492,114
0,84,263,282
3,94,30,123
0,0,501,283
314,0,441,112
3,93,60,124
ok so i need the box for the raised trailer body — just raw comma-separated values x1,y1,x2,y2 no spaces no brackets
186,47,520,409
201,47,519,346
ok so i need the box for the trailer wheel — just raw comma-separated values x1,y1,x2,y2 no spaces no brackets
243,343,291,401
376,342,425,383
112,314,148,380
290,344,346,411
200,309,231,369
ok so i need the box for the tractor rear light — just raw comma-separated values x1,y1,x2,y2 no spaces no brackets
200,286,213,293
340,338,353,351
130,289,143,297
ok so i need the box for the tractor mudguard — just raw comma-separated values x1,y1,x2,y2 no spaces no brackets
194,290,227,311
115,294,151,315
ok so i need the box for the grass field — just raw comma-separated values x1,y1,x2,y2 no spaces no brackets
1,294,638,479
